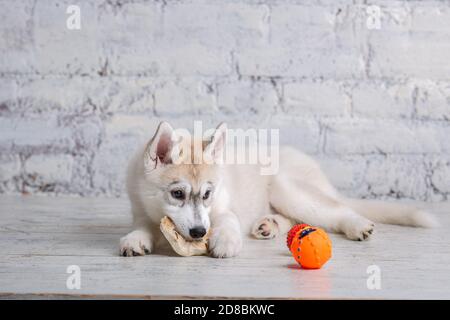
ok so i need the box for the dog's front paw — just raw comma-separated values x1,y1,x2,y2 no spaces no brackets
120,230,152,257
208,228,242,258
342,216,374,241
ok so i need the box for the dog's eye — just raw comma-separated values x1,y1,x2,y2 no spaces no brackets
171,190,185,200
203,190,211,200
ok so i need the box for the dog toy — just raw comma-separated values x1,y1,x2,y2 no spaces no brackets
160,216,208,257
286,224,332,269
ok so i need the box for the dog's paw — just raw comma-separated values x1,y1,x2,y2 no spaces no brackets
251,216,279,239
342,216,374,241
120,230,152,257
208,228,242,258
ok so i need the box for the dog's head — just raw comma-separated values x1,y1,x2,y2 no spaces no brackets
143,122,227,240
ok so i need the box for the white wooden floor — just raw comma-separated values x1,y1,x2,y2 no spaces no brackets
0,195,449,299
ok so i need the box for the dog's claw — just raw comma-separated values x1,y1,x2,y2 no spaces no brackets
252,217,279,240
343,217,375,241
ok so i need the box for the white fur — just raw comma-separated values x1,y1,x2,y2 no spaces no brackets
120,122,438,258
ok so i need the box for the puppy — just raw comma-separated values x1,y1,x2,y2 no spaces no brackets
120,122,437,258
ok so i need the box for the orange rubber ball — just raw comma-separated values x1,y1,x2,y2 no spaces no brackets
286,224,332,269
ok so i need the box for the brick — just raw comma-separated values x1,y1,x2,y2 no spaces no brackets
237,5,362,77
98,2,231,76
105,43,231,77
411,5,450,32
25,154,73,184
430,160,450,194
33,0,100,74
154,80,217,116
352,81,414,118
325,119,450,155
92,141,129,196
103,78,154,114
0,0,35,73
98,1,162,44
283,80,349,117
217,80,279,116
267,116,321,154
364,155,429,200
0,115,74,151
10,78,104,114
68,153,92,195
0,154,21,182
162,3,270,49
63,115,103,151
316,155,367,192
365,5,450,79
0,79,17,111
97,2,161,76
414,80,450,120
369,34,450,79
12,77,155,115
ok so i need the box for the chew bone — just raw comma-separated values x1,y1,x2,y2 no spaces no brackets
160,216,208,256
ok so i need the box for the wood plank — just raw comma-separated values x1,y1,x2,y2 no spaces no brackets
0,195,449,299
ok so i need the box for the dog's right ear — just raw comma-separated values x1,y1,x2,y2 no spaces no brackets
144,121,176,171
203,122,227,164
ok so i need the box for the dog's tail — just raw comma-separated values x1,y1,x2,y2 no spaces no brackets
343,198,438,228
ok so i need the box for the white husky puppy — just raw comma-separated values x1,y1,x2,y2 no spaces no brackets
120,122,437,258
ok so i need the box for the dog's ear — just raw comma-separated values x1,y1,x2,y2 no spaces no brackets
144,121,177,170
203,122,227,164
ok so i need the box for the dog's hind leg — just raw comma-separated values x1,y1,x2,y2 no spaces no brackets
268,174,374,241
251,214,294,239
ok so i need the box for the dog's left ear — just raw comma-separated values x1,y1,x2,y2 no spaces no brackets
203,122,227,164
144,121,177,171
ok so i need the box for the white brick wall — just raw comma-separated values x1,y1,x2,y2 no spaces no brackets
0,0,449,201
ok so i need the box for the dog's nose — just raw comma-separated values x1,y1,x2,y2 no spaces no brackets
189,227,207,239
